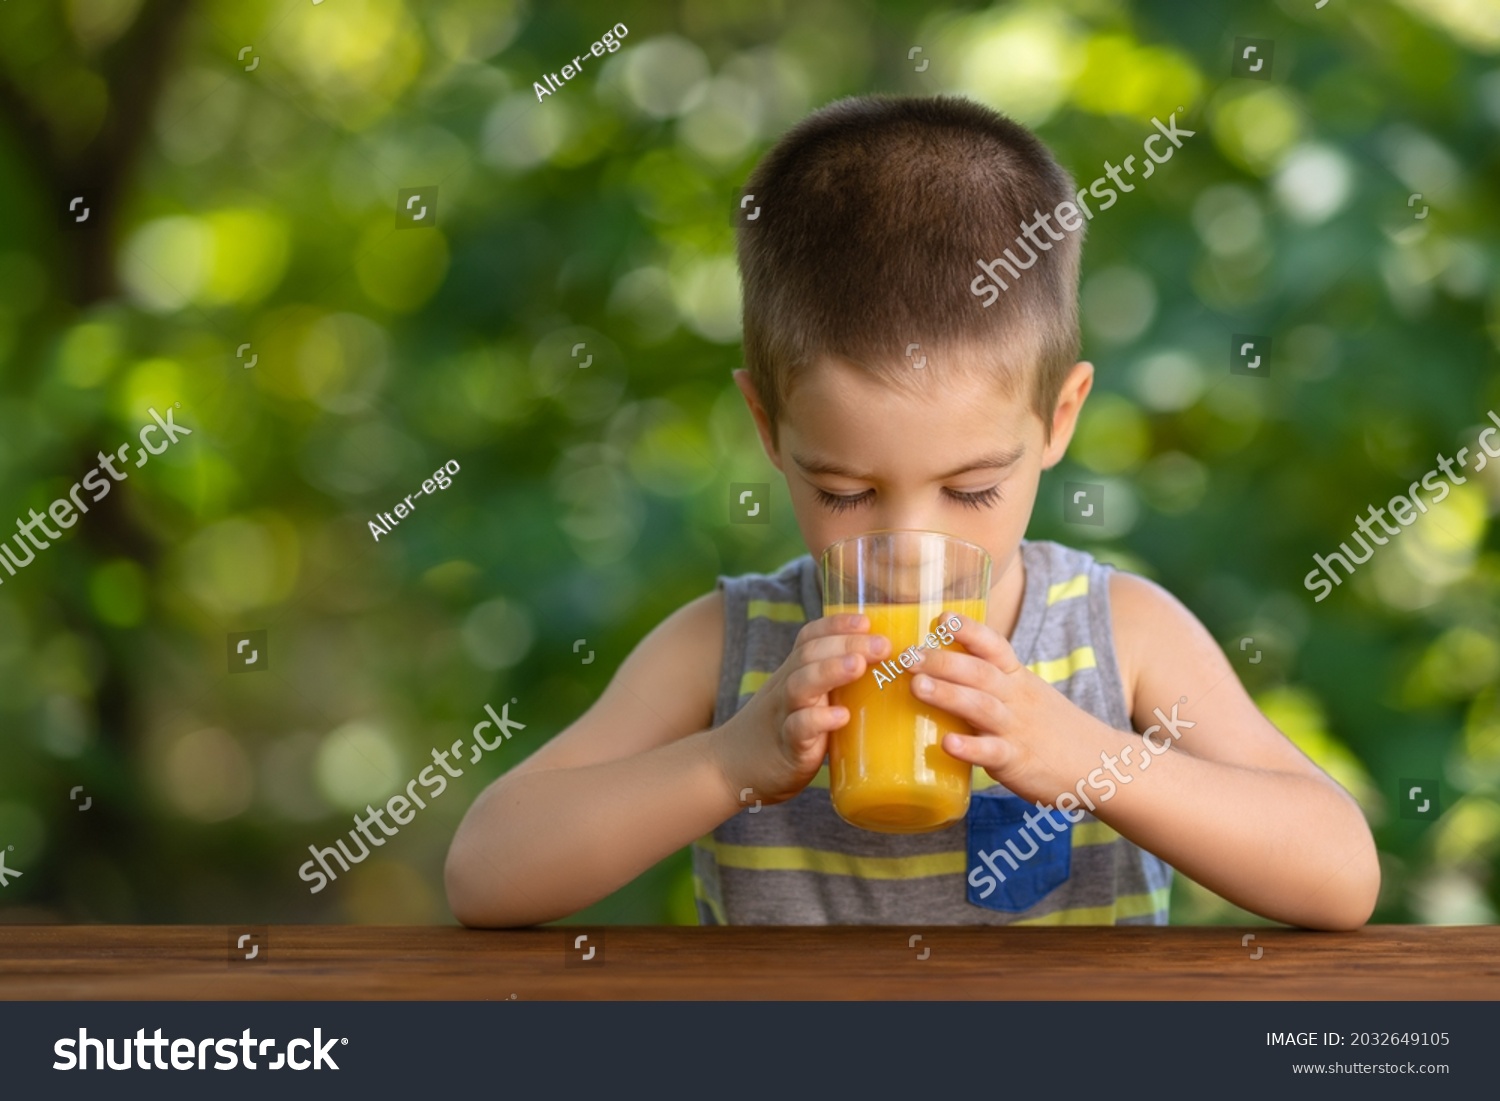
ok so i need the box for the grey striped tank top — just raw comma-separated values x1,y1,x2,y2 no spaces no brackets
691,538,1173,925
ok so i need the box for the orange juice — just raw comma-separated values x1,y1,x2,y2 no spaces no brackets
827,599,988,832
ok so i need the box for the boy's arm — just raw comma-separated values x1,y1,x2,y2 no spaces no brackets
914,575,1380,930
444,590,746,928
1096,572,1381,928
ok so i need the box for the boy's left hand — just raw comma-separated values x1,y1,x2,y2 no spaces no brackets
909,611,1099,798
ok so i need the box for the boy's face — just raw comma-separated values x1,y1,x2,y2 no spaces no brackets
734,350,1093,588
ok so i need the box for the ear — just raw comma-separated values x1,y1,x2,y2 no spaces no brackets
1039,361,1094,470
732,369,784,472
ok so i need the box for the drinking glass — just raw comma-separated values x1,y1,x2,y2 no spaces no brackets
820,530,992,833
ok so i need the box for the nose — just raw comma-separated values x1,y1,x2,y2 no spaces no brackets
838,530,958,600
868,497,946,538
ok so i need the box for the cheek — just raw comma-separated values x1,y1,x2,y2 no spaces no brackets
786,491,864,562
996,470,1043,531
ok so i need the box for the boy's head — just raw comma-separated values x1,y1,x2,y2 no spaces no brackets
732,94,1094,574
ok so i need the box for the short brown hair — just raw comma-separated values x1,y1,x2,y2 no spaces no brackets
736,95,1082,444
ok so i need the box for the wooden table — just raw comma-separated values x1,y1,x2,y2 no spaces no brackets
2,925,1497,1000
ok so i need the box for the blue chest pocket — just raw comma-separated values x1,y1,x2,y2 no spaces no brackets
965,790,1072,913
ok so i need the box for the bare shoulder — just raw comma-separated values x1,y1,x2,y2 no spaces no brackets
1107,569,1341,778
614,588,726,709
1107,570,1226,718
507,588,726,776
1109,570,1193,634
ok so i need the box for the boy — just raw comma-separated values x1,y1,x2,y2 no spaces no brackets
445,95,1379,929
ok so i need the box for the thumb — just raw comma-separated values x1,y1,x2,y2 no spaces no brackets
942,731,1017,772
787,705,846,751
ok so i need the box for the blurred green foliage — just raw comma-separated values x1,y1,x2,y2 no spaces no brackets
0,0,1497,927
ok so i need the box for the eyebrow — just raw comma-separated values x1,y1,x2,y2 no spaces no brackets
790,446,1026,482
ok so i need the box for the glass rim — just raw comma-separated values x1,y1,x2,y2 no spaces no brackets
818,528,992,564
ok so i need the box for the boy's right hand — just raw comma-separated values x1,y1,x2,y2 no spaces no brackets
712,614,890,807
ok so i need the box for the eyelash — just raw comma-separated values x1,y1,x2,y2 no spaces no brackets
813,486,1004,513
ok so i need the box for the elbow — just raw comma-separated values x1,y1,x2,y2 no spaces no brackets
443,794,521,927
1303,902,1374,933
1325,871,1381,931
444,840,547,929
444,839,503,928
444,852,483,928
446,888,489,930
446,868,508,929
1300,845,1382,932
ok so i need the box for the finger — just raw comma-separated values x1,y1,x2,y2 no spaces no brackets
785,652,867,708
785,704,848,748
912,648,1004,696
910,672,1007,735
797,613,871,645
941,611,1023,674
796,631,892,666
940,730,1019,772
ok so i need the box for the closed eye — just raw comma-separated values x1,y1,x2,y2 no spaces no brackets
946,485,1003,510
813,488,872,514
812,486,1005,513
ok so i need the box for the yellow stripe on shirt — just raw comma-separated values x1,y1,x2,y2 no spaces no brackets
1027,645,1095,684
691,872,728,924
1010,884,1171,925
697,837,965,879
747,599,806,623
738,670,772,697
1046,573,1089,605
1064,820,1118,846
698,821,1121,881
